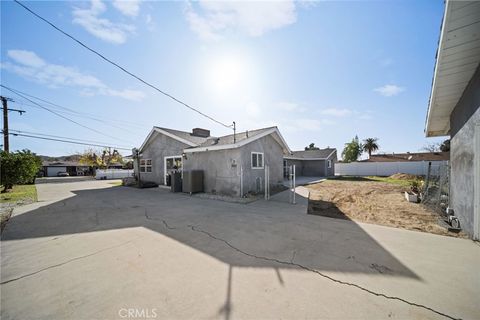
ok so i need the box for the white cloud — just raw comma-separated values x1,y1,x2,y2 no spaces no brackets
3,50,145,101
320,108,352,117
374,84,405,97
7,50,46,68
184,1,297,41
72,0,135,44
112,0,141,17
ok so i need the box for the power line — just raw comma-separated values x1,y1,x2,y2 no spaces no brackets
14,0,234,130
6,132,131,150
9,129,133,149
11,96,143,134
8,87,145,129
1,84,124,142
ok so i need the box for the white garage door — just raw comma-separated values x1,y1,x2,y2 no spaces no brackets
47,167,67,177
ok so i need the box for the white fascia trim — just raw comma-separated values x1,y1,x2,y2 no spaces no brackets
425,0,451,137
139,128,156,153
325,149,337,159
139,127,198,152
272,128,292,154
184,127,291,153
284,150,336,161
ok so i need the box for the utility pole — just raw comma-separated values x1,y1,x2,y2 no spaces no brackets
233,121,236,143
1,96,25,153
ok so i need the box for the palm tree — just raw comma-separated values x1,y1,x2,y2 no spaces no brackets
363,138,379,158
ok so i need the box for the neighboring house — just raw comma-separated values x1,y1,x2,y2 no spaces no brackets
362,152,449,162
283,149,337,177
42,161,90,177
137,126,291,196
425,0,480,239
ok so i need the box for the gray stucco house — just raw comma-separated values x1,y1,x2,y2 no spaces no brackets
425,0,480,239
136,126,291,196
283,148,337,177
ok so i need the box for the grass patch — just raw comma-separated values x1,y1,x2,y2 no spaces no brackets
329,176,418,187
109,181,123,186
0,184,38,204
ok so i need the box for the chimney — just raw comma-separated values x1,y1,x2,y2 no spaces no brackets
191,128,210,137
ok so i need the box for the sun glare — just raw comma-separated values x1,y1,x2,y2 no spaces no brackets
207,55,249,96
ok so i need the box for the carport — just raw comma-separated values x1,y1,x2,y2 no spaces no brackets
284,148,337,178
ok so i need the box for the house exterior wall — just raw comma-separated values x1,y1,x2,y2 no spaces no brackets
238,134,284,195
449,65,480,238
184,134,284,196
183,148,242,196
327,151,337,176
138,131,191,185
284,159,303,176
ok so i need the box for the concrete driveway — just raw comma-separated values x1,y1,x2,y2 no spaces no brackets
1,181,479,320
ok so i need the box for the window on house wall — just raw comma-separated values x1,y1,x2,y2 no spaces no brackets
140,159,152,172
251,152,264,169
327,160,332,168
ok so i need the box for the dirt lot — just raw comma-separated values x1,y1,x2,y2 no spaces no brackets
307,178,465,237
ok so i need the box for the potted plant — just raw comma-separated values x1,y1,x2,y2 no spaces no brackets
405,179,422,203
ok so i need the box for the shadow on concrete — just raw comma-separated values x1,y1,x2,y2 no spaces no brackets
308,199,351,220
1,185,420,280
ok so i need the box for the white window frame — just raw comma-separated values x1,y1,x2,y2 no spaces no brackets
327,159,332,168
251,152,264,169
140,159,152,173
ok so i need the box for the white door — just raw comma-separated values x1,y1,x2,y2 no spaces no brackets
164,156,182,185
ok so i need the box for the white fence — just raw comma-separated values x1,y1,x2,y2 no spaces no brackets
95,169,134,180
334,161,448,177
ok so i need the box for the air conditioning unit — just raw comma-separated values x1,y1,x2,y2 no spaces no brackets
183,170,204,194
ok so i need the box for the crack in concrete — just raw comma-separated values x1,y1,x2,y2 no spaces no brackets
0,239,135,285
144,209,177,230
189,225,461,320
290,250,296,263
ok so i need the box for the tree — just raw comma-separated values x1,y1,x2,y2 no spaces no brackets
422,142,441,152
79,148,123,169
305,143,320,151
0,149,42,192
362,138,379,158
440,139,450,152
342,136,363,163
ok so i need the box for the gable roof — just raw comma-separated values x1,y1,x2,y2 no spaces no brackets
362,152,449,162
139,126,291,154
284,148,336,160
197,127,274,147
139,127,211,152
184,127,291,154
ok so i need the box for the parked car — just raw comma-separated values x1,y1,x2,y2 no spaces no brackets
57,172,69,177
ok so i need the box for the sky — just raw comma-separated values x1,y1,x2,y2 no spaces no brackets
0,0,446,158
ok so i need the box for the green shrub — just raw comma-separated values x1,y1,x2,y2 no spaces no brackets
0,150,42,192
